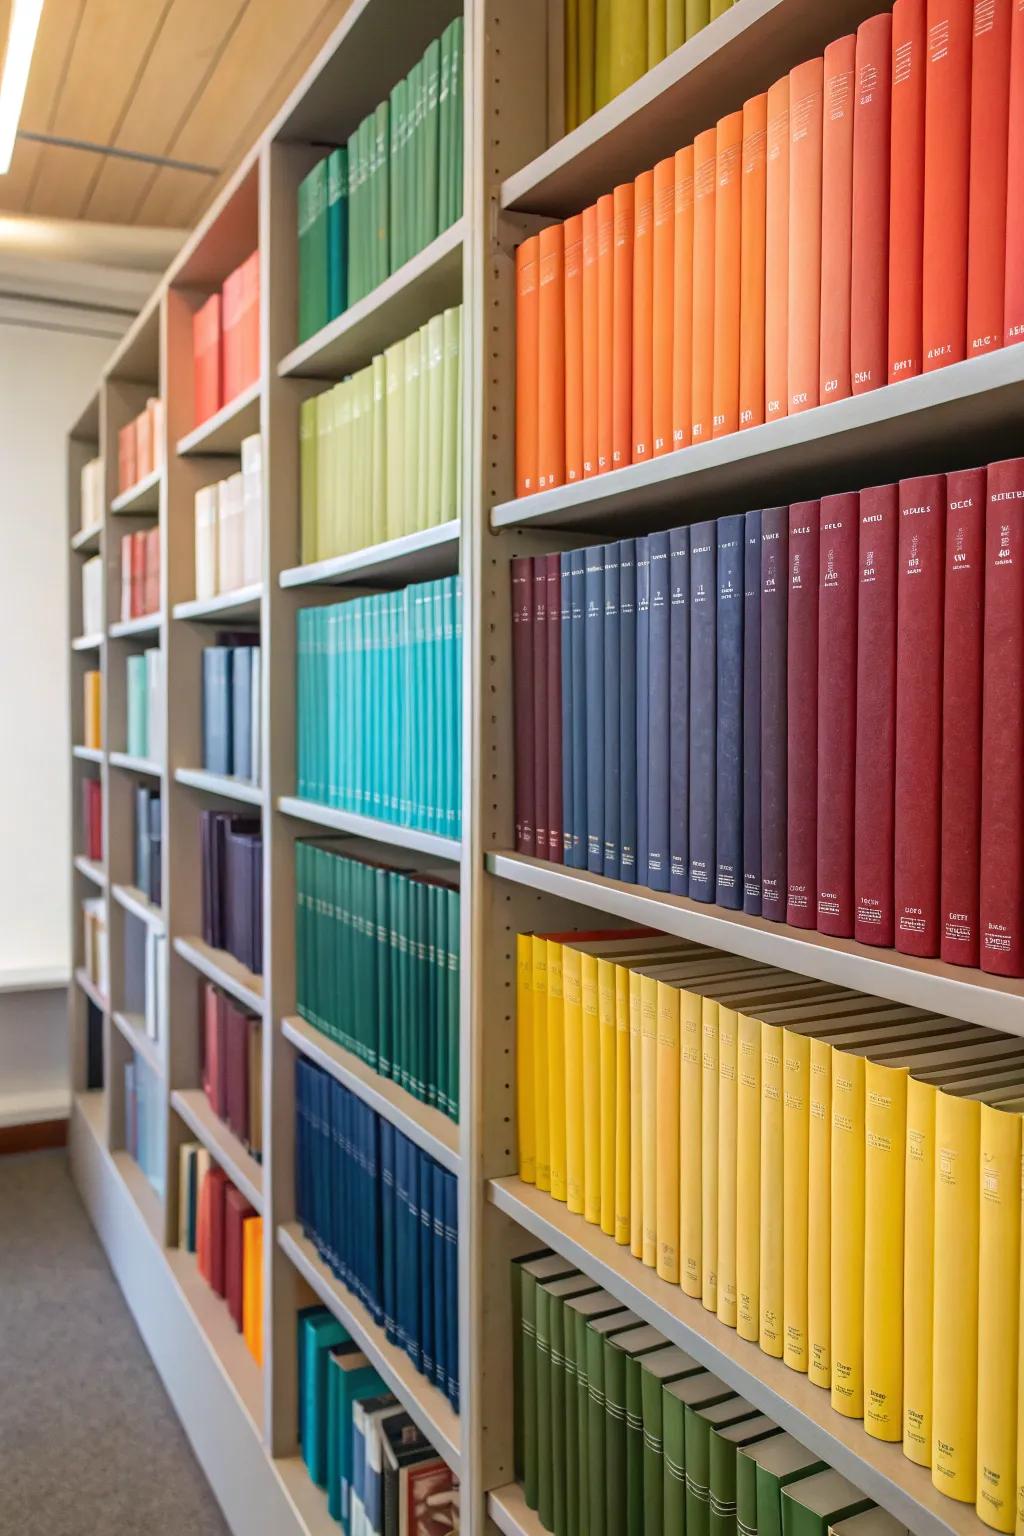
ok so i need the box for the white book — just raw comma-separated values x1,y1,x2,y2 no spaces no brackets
81,555,103,634
241,432,262,587
218,471,245,593
194,484,219,600
80,457,103,530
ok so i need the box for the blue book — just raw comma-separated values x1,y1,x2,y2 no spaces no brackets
560,553,573,862
635,538,651,886
646,531,671,890
584,547,605,873
743,511,763,914
602,545,621,879
419,1151,435,1383
202,647,232,775
570,550,588,868
688,522,717,902
405,1139,422,1370
432,1162,447,1392
393,1134,410,1357
618,540,637,884
231,646,252,780
443,1170,458,1410
715,514,745,909
380,1121,397,1344
668,526,690,896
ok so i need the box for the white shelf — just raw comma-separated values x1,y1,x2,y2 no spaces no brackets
165,1244,265,1435
277,796,461,863
71,632,104,652
74,854,106,889
173,584,263,623
111,882,165,932
109,612,161,639
71,522,102,552
171,1087,263,1214
111,1009,162,1077
72,744,104,763
173,935,264,1016
110,466,162,515
174,766,264,806
108,750,162,777
176,381,260,457
0,964,69,994
488,1485,544,1536
279,520,460,590
74,965,108,1012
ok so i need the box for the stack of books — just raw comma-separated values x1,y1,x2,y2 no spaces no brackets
193,434,262,600
119,528,160,621
133,786,160,905
125,1052,163,1196
192,251,260,428
200,811,262,975
178,1143,262,1363
81,777,102,862
126,648,162,764
117,398,164,492
201,638,261,783
199,981,262,1162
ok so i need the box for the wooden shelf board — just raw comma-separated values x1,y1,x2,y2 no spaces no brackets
278,220,464,381
282,1016,460,1174
111,1147,164,1244
111,881,165,932
110,466,162,515
487,1484,545,1536
174,766,264,806
74,965,108,1013
277,1222,461,1475
71,632,104,652
173,935,264,1015
176,381,261,457
173,584,263,623
277,796,460,862
279,520,460,590
71,522,102,552
489,1176,977,1536
485,852,1024,1034
165,1243,264,1435
171,1088,263,1213
74,854,106,889
108,750,163,778
73,745,104,763
111,1009,162,1077
109,612,161,639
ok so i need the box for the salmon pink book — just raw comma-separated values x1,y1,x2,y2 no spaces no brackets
192,293,222,428
597,194,615,472
582,205,599,476
564,214,584,483
787,57,824,415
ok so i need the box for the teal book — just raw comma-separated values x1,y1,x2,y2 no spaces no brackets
684,1398,759,1536
639,1345,702,1536
422,37,440,248
662,1374,735,1536
519,1253,578,1508
539,1274,599,1530
300,1310,347,1483
709,1415,781,1536
326,146,347,320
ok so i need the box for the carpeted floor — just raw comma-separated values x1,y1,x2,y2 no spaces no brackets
0,1149,232,1536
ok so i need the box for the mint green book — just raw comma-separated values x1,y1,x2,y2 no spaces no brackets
437,25,452,233
663,1374,735,1536
374,99,389,287
440,305,460,525
362,112,376,293
685,1397,759,1536
779,1472,873,1536
347,120,363,303
448,17,463,222
389,79,406,270
709,1415,781,1536
569,1296,630,1536
753,1434,829,1536
327,146,347,320
520,1255,578,1509
585,1309,642,1536
640,1346,702,1536
422,37,440,247
604,1326,665,1536
539,1275,598,1530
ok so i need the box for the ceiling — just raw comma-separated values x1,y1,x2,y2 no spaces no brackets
0,0,354,230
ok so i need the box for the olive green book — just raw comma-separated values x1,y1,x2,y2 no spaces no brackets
829,1509,906,1536
753,1435,830,1536
518,1254,577,1508
685,1398,760,1536
584,1309,642,1536
779,1471,874,1536
539,1275,598,1531
565,1290,620,1536
604,1326,665,1536
663,1374,736,1536
709,1416,781,1536
641,1346,702,1536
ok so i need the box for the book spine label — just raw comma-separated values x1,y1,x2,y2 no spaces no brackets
786,502,820,928
619,541,638,882
854,482,899,944
888,0,926,381
688,524,717,902
922,0,972,369
533,561,549,860
547,553,564,863
742,513,762,912
669,528,691,895
603,547,622,879
585,548,606,873
647,532,671,890
759,507,789,920
816,492,859,935
787,59,824,414
966,0,1012,353
819,36,856,404
715,514,745,908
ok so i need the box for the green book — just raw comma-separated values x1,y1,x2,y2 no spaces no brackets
327,146,347,320
519,1254,578,1507
584,1309,642,1536
389,79,406,270
448,16,463,221
373,99,389,288
538,1275,598,1530
296,167,310,342
328,1354,387,1523
640,1346,702,1536
437,24,451,233
446,886,459,1118
605,1326,665,1536
780,1472,874,1536
663,1373,735,1536
408,57,424,255
422,36,440,248
308,155,329,337
829,1510,907,1536
753,1434,829,1536
685,1398,760,1536
709,1416,781,1536
566,1295,628,1536
553,1286,608,1536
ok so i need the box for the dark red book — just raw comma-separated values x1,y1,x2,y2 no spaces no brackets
532,558,549,860
510,557,535,854
894,473,946,955
786,501,820,929
224,1186,253,1331
854,482,900,946
207,1166,228,1298
759,506,789,922
131,530,147,619
979,456,1024,975
850,12,892,394
545,553,563,864
83,778,102,861
939,467,986,965
816,492,859,936
922,0,972,370
226,1002,250,1144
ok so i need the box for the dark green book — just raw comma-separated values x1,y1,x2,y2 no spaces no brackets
564,1290,621,1536
327,147,347,320
685,1398,760,1536
585,1310,643,1536
753,1435,830,1536
539,1275,597,1530
520,1255,578,1508
297,168,310,342
663,1374,735,1536
603,1326,665,1536
511,1249,550,1483
709,1416,781,1536
829,1510,907,1536
373,99,389,288
421,36,440,249
618,1330,673,1536
308,156,329,338
641,1346,702,1536
780,1471,874,1536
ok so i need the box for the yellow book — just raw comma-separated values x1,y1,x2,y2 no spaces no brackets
516,935,536,1183
711,0,733,16
563,946,584,1212
759,1021,784,1357
782,1027,810,1373
547,940,567,1202
599,958,618,1236
594,0,612,109
636,972,662,1264
807,1036,832,1388
735,1011,761,1342
904,1076,936,1466
932,1090,981,1502
830,1048,865,1418
531,935,551,1193
243,1214,263,1364
666,0,685,52
680,985,703,1297
863,1059,907,1442
579,0,596,121
565,0,580,133
84,670,102,750
581,952,601,1223
608,0,647,100
654,980,681,1280
977,1104,1021,1533
615,963,632,1244
647,0,666,69
701,996,719,1312
630,968,644,1256
717,1005,739,1328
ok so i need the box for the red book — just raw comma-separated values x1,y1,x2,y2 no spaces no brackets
118,422,137,494
922,0,972,371
939,466,986,965
816,492,859,936
820,36,856,404
532,558,549,860
979,456,1024,975
83,778,102,861
894,473,946,955
131,531,147,619
1005,0,1024,342
545,554,564,863
515,237,539,496
202,981,216,1108
854,483,900,946
537,223,566,490
611,181,634,469
227,1004,249,1144
582,205,599,476
889,0,927,381
208,1166,228,1298
145,526,160,615
224,1186,253,1331
966,0,1012,354
222,263,243,404
192,293,222,427
564,213,584,483
786,500,820,929
850,13,892,394
510,557,535,854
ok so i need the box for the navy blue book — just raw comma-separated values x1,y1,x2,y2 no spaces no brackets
688,522,717,902
715,515,745,909
232,646,252,780
202,647,232,775
618,540,638,884
602,545,621,880
646,532,671,891
443,1169,458,1410
419,1152,434,1382
635,538,651,887
380,1121,397,1344
560,553,573,863
743,511,763,914
584,546,605,873
668,527,690,896
405,1137,422,1371
367,1109,382,1327
394,1134,411,1359
432,1162,446,1392
570,550,588,869
760,507,789,922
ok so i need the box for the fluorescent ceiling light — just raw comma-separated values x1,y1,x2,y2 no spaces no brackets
0,0,44,175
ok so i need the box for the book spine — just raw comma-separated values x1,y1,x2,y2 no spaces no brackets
688,522,717,902
931,1092,980,1499
571,551,588,868
816,492,859,936
565,214,585,483
619,539,638,885
922,0,972,369
759,507,789,921
669,527,690,896
851,14,892,394
787,58,824,415
742,512,762,913
786,501,820,928
712,111,743,439
765,78,790,422
830,1051,866,1418
652,158,675,455
739,94,768,430
582,204,600,476
561,554,575,863
691,129,717,444
533,562,549,859
516,239,540,496
538,224,566,490
854,482,899,945
597,194,615,473
603,545,622,879
632,170,654,464
820,36,856,404
976,1102,1021,1532
585,548,606,873
636,539,651,887
1005,0,1024,342
715,513,745,908
672,147,695,450
903,1078,936,1464
547,553,564,863
647,532,671,890
966,0,1012,353
612,182,635,470
888,0,927,381
862,1060,906,1441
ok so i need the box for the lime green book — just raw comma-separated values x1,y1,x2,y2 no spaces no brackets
640,1346,703,1536
583,1309,641,1536
520,1255,578,1508
403,330,422,532
437,25,452,234
416,323,430,530
422,37,440,248
829,1510,906,1536
753,1435,830,1536
564,1289,621,1536
373,100,389,288
299,397,318,564
779,1471,873,1536
663,1374,735,1536
371,351,386,547
425,312,445,528
685,1398,760,1536
709,1415,781,1536
440,305,460,525
383,347,405,545
615,1328,671,1536
538,1276,599,1530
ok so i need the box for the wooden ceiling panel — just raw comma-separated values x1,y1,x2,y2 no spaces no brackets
0,0,84,214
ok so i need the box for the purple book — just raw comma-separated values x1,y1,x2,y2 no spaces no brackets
759,506,789,922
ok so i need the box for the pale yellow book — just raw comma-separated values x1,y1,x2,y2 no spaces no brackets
531,935,551,1193
630,967,644,1256
516,934,535,1183
808,1035,832,1388
417,324,430,531
316,388,333,558
830,1048,865,1417
338,380,355,556
655,979,681,1280
701,995,719,1312
680,983,703,1297
426,311,445,528
349,372,366,554
582,951,601,1222
863,1058,907,1442
977,1103,1021,1533
361,363,376,550
614,963,632,1244
547,939,567,1202
384,340,404,541
441,305,460,525
563,945,585,1213
904,1075,936,1466
759,1020,784,1357
599,958,619,1236
299,399,318,565
717,1004,738,1328
736,1010,761,1342
404,331,422,531
782,1027,810,1372
371,351,387,546
932,1089,981,1502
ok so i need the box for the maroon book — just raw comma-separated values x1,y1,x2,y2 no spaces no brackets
979,456,1024,976
510,557,535,854
939,466,986,966
208,1166,228,1298
816,492,860,936
894,473,946,956
853,482,899,946
545,552,564,864
759,507,789,922
532,558,549,859
224,1186,253,1331
786,501,820,928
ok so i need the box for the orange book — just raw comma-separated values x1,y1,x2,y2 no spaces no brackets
922,0,972,371
889,0,927,381
242,1213,263,1364
118,422,137,495
565,214,585,482
966,0,1012,354
1005,0,1024,342
612,181,635,469
582,205,600,475
84,670,102,750
820,36,856,404
787,57,824,415
690,127,717,444
632,170,655,462
739,93,768,430
652,157,675,455
765,77,791,421
671,145,695,449
597,193,615,472
515,237,540,497
135,408,153,480
538,223,566,490
851,13,892,393
712,111,743,438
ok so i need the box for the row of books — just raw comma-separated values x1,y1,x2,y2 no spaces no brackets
295,841,461,1122
515,1248,903,1536
81,554,102,636
123,919,166,1045
193,433,262,600
79,456,103,532
298,304,462,568
515,931,1024,1525
296,577,463,840
81,776,102,862
296,18,463,338
200,811,263,976
517,0,1024,498
295,1058,460,1409
125,1052,163,1197
133,787,161,906
120,527,160,621
201,640,262,783
192,251,260,428
511,457,1024,976
82,896,108,998
82,669,101,750
298,1306,458,1532
199,980,262,1162
178,1143,262,1364
126,648,162,765
117,397,163,494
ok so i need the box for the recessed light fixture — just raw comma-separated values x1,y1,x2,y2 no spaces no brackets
0,0,44,176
